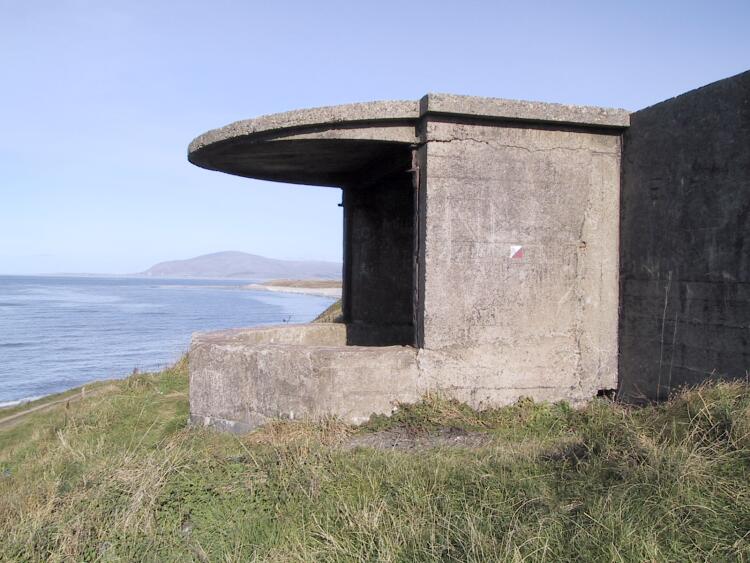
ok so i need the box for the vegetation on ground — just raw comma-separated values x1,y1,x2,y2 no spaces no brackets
1,359,749,561
0,380,114,422
313,298,343,323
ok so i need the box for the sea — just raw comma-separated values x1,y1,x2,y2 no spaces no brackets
0,275,336,407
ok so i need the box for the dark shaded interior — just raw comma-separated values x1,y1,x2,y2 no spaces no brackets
190,137,412,188
343,149,416,346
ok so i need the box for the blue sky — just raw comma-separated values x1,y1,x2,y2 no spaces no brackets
1,0,748,274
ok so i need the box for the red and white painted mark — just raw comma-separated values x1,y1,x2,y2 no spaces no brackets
510,245,524,259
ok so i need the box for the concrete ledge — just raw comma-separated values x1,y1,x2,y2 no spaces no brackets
188,100,420,154
189,324,609,433
189,324,420,429
193,323,347,347
190,95,628,156
420,93,630,128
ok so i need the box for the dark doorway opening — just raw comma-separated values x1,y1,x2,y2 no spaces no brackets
342,148,416,346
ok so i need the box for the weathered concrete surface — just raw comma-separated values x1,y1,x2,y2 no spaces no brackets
619,70,750,402
189,324,420,431
187,95,628,187
420,93,630,128
417,119,622,399
189,100,420,154
188,100,419,187
189,323,599,432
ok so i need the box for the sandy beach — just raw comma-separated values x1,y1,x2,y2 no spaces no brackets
244,280,342,298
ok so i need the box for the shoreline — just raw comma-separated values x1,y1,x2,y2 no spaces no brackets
0,396,44,409
243,279,342,298
243,283,342,298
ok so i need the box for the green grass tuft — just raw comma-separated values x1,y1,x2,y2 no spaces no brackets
312,299,343,323
1,362,749,561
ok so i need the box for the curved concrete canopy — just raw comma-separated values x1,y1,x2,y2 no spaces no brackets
188,100,420,187
188,94,630,188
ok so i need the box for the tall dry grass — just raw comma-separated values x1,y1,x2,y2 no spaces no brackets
1,361,749,561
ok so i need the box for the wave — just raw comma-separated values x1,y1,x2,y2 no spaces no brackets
0,395,45,409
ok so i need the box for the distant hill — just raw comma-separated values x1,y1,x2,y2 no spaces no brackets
141,251,341,280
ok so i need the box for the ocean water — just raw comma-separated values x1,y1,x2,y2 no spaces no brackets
0,275,336,406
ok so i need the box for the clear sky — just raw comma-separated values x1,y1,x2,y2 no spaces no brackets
1,0,748,274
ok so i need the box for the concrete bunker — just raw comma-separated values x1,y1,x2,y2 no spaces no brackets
187,71,750,432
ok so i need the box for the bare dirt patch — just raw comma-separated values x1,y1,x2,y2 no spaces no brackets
344,426,493,451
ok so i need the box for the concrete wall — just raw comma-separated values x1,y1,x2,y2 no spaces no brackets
343,164,415,346
619,71,750,402
190,324,420,432
417,118,621,402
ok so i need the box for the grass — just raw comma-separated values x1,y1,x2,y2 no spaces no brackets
313,298,343,323
0,379,115,420
1,359,749,561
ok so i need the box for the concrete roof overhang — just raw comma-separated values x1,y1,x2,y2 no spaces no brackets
188,95,630,188
188,101,420,187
